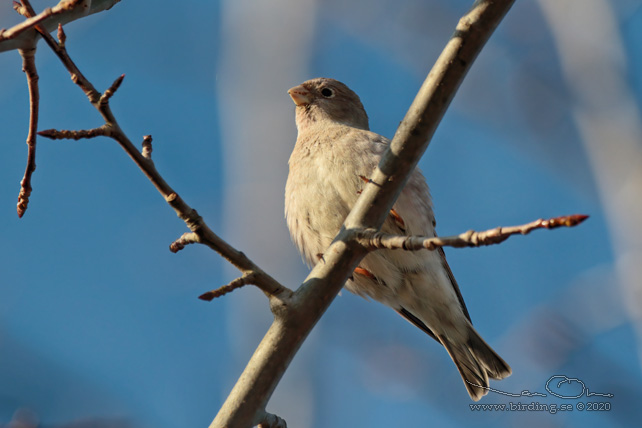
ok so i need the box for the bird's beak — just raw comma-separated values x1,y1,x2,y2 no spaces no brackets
288,85,311,106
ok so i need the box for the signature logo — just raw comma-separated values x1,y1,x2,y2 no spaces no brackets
466,375,614,399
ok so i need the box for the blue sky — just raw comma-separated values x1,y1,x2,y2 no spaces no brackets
1,1,641,427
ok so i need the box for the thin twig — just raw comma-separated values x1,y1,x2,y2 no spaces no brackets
99,73,125,105
169,231,292,298
15,1,101,103
356,214,589,251
16,46,38,218
39,126,108,140
199,273,259,301
169,232,199,253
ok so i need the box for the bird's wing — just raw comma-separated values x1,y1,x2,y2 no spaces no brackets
389,165,474,325
437,246,472,323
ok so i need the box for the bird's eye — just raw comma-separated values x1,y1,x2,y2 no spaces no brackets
321,87,334,98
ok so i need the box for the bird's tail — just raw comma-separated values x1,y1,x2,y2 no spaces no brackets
437,326,512,401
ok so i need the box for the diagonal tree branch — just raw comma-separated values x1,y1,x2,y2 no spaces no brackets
211,1,517,426
0,0,121,52
198,273,260,301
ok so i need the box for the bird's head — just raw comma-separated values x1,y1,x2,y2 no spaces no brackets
288,78,369,131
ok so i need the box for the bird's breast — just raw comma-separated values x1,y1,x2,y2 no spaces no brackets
285,132,373,264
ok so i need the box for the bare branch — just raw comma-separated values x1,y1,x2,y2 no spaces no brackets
38,126,108,140
0,0,121,53
16,46,38,218
33,24,101,104
170,232,295,299
199,273,259,301
356,215,589,251
99,73,125,105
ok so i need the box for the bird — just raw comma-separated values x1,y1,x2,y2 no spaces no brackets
284,77,511,401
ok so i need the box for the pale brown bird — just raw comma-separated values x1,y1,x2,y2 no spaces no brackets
285,77,511,401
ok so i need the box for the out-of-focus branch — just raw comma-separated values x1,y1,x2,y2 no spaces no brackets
356,215,588,251
211,1,516,426
16,45,38,217
538,0,642,367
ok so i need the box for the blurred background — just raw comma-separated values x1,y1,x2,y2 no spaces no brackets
1,0,641,427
